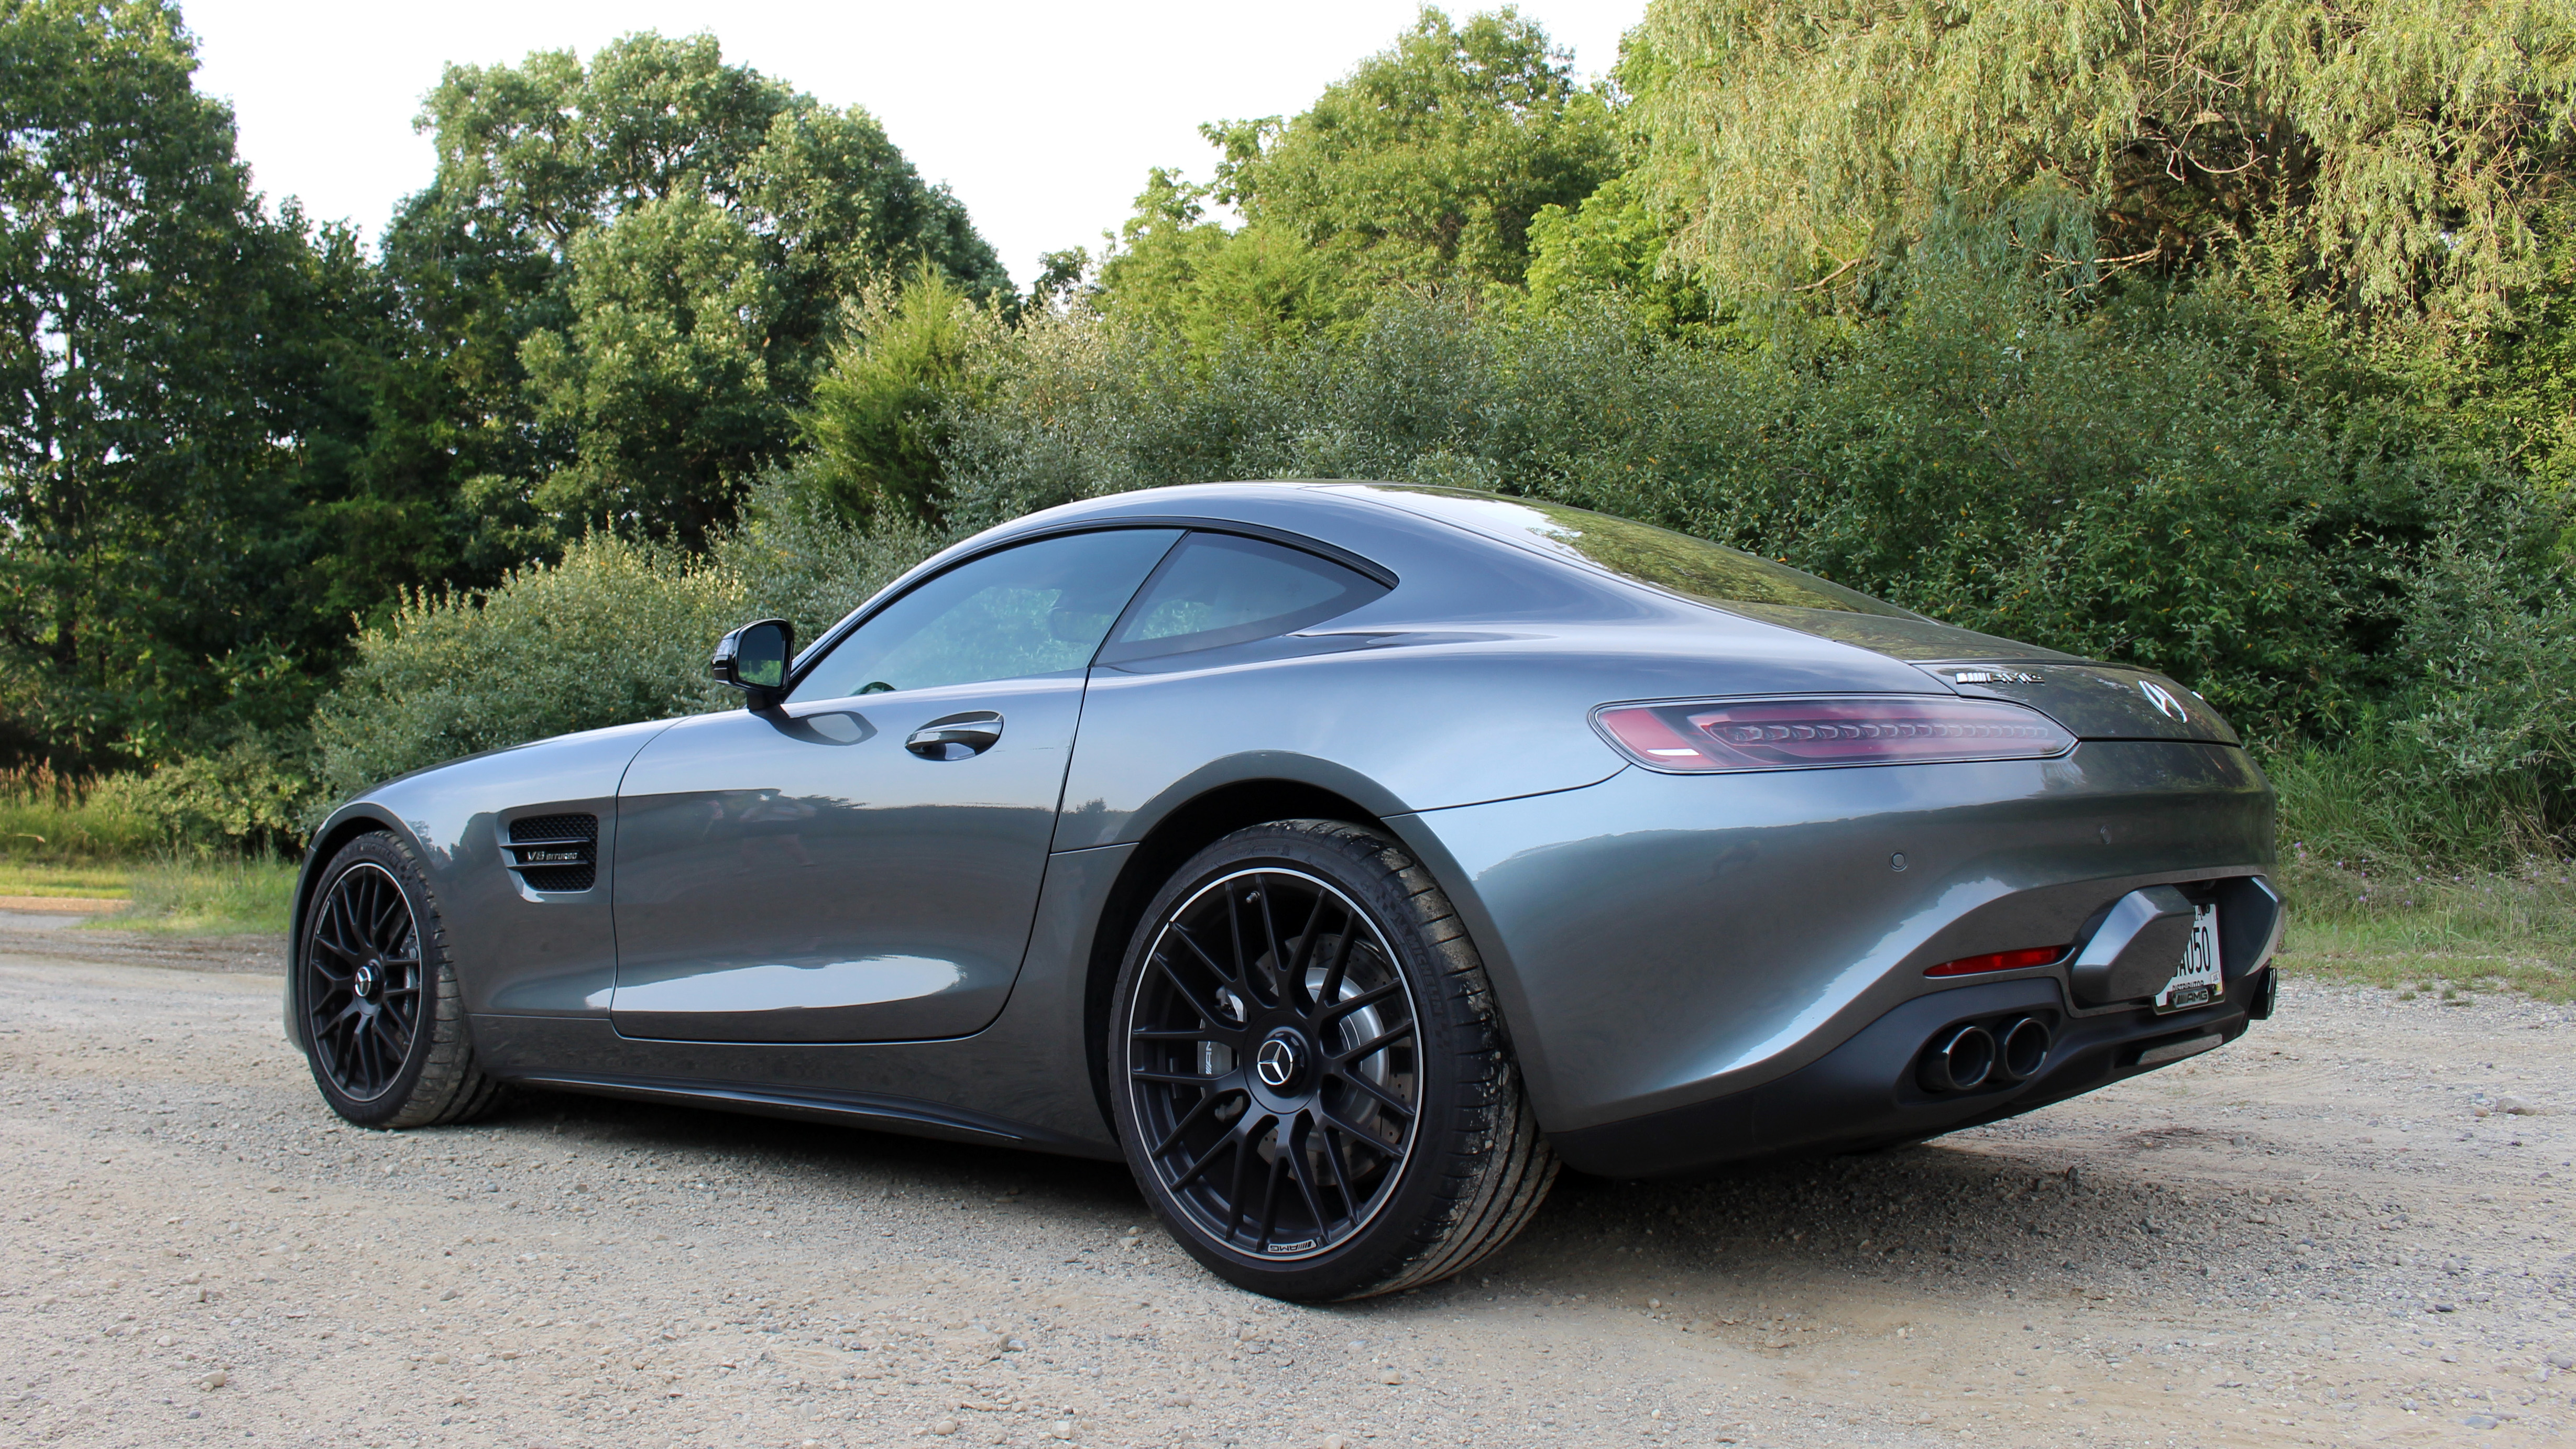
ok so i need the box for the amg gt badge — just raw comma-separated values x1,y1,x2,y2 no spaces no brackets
1951,669,2043,685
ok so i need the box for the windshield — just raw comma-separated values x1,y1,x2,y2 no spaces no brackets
1359,486,1917,619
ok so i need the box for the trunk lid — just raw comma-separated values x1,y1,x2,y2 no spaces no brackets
1719,601,2239,745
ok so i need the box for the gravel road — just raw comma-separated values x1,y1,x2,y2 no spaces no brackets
3,943,2572,1449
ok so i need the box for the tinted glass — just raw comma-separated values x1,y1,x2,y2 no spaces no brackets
1367,486,1917,619
1100,532,1388,664
788,529,1181,702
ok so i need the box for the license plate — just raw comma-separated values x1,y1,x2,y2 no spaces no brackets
2153,904,2223,1013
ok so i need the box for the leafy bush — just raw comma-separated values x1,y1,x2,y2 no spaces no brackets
2388,518,2576,791
309,488,945,805
105,733,315,855
312,533,751,803
796,268,1010,526
942,276,2533,737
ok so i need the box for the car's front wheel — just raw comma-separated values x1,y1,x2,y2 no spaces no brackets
1109,819,1556,1300
299,831,505,1129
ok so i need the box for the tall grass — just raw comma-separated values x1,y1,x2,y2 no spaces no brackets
0,766,168,861
2265,737,2567,872
96,855,296,936
2261,741,2576,1001
0,768,292,934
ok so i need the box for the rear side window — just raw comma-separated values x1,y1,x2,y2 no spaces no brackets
1098,532,1387,664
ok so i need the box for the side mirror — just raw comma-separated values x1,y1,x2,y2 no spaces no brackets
711,618,793,709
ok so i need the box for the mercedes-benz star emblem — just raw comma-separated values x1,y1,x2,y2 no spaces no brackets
1255,1033,1303,1090
353,961,381,1001
2137,679,2189,721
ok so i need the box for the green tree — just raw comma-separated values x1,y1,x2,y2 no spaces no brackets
396,31,1011,546
1099,7,1619,338
1522,173,1709,330
0,0,366,764
796,264,1007,526
1630,0,2576,335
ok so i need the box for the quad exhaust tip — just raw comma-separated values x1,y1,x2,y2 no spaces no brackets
1918,1024,1996,1093
1998,1016,2052,1082
1918,1016,2053,1093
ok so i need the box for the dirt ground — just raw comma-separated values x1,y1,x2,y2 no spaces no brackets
2,927,2571,1449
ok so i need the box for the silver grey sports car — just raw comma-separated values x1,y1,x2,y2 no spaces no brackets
287,482,2279,1301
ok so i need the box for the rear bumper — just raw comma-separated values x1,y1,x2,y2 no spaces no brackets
1549,967,2271,1177
1393,739,2276,1137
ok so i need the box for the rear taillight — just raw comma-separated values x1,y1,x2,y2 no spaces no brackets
1925,946,2068,978
1593,696,2076,773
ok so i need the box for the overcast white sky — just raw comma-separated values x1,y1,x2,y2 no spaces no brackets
181,1,1642,289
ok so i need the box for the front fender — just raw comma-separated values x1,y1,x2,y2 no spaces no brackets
280,716,688,1050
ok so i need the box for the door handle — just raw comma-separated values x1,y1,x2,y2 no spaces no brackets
905,711,1003,760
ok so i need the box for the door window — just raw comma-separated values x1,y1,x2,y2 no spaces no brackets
1099,532,1389,664
788,529,1181,703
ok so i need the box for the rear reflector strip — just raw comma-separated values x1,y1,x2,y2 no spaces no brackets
1925,945,2068,978
1594,696,2077,773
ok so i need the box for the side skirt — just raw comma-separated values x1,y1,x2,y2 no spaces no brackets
509,1071,1042,1150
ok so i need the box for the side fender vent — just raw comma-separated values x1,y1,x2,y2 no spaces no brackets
506,814,598,893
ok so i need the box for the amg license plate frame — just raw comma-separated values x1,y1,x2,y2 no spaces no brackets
2153,904,2223,1013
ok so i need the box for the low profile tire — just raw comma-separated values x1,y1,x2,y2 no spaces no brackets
299,831,504,1129
1109,820,1557,1301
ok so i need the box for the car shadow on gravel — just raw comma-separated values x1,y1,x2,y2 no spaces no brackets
490,1083,2230,1311
1468,1139,2274,1312
494,1084,1149,1213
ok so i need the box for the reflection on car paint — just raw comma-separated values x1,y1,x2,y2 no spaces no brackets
611,956,967,1014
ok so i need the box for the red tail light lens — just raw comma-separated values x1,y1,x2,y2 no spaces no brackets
1593,696,2076,773
1925,945,2069,977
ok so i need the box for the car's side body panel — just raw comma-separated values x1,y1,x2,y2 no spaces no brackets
285,717,681,1053
464,839,1137,1158
608,673,1087,1043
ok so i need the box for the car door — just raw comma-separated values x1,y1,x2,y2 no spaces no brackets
608,527,1182,1043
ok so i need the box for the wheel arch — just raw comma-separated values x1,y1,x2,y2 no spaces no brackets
1072,769,1517,1137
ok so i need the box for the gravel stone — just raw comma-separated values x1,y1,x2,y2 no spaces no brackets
2,954,2572,1446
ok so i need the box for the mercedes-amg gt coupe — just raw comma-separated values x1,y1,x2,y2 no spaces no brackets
286,482,2281,1300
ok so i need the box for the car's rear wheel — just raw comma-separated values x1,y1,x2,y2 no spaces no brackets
1109,819,1556,1300
300,831,504,1129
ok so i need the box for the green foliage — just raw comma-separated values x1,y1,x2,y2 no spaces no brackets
0,1,389,767
796,266,1009,525
109,735,315,856
1523,174,1708,329
0,767,165,862
101,854,297,936
398,31,1011,547
519,194,782,541
1631,0,2576,335
1098,7,1618,338
311,533,748,802
2386,513,2575,791
310,486,942,799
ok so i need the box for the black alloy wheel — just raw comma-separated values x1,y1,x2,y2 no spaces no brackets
1127,864,1421,1260
305,861,423,1102
299,832,505,1129
1111,820,1557,1301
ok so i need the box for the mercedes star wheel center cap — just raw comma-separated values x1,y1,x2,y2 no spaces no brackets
1255,1030,1306,1091
354,961,381,1002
